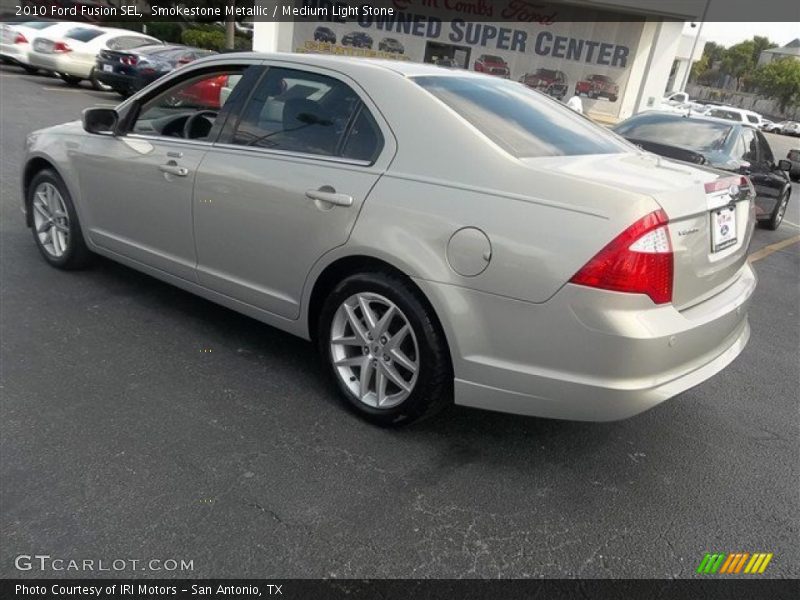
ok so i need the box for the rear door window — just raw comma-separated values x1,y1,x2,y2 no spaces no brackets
231,67,381,160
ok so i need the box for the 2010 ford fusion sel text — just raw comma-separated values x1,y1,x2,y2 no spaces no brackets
21,53,756,425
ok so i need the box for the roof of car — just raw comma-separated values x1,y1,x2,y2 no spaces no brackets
621,111,745,128
190,52,488,79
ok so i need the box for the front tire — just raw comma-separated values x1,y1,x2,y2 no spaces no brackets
22,65,38,75
763,190,789,231
318,271,452,426
28,169,92,269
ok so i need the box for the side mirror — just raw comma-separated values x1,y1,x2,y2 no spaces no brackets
777,159,791,172
82,107,118,135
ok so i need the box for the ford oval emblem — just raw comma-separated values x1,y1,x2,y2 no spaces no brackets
729,184,740,196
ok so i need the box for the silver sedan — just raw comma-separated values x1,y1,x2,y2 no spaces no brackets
21,53,756,425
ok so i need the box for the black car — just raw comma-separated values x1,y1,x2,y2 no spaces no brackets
313,26,336,44
613,112,793,230
341,32,373,49
95,45,216,98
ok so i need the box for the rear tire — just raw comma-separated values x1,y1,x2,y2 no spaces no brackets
317,271,452,426
27,169,93,270
59,74,82,86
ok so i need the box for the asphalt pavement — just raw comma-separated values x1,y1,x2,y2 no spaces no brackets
1,64,798,579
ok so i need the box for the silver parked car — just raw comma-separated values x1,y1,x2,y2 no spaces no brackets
21,54,757,425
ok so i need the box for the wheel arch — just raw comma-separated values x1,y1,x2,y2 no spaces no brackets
305,253,454,376
22,157,60,228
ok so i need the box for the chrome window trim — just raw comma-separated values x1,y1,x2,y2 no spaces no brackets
124,133,216,149
211,142,373,168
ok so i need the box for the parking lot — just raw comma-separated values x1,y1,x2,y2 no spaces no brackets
0,62,798,578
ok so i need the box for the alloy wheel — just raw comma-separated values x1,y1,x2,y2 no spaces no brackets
32,182,70,258
330,292,420,409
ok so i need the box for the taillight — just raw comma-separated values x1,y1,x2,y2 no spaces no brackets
704,175,749,195
53,41,71,53
121,55,138,66
14,32,28,45
569,210,673,305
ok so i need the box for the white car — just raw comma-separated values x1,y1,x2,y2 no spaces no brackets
782,121,800,137
27,26,160,90
703,106,763,128
0,21,83,73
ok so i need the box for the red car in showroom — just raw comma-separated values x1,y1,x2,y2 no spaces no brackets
575,74,619,102
519,68,569,100
473,54,510,78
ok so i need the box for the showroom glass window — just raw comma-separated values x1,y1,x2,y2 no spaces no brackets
231,67,383,161
414,75,630,157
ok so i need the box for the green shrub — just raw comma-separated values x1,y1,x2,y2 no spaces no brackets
144,22,184,44
182,28,226,50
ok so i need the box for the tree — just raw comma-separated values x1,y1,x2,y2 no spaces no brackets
751,36,777,65
753,58,800,111
690,41,726,83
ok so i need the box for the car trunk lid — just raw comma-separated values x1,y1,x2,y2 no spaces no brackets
522,153,755,310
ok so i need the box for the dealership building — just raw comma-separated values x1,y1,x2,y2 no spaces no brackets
251,0,708,122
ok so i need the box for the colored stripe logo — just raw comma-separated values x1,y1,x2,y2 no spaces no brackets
696,552,773,574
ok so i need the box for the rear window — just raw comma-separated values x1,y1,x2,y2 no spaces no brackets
746,115,760,124
24,22,58,30
789,150,800,161
707,109,742,122
614,117,731,152
414,76,629,158
65,28,103,43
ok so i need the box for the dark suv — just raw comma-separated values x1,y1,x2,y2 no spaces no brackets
341,31,373,49
313,26,336,44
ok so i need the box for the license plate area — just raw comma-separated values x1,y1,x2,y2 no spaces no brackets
103,64,113,72
711,205,737,253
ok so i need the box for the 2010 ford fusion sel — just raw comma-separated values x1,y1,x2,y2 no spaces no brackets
21,53,757,425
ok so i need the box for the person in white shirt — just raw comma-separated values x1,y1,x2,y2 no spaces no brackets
566,95,583,114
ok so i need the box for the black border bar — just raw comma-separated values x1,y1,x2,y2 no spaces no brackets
2,579,800,600
2,0,799,23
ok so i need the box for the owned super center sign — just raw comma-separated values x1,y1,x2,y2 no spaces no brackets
292,2,643,118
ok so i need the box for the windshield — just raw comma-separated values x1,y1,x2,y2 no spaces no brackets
414,76,630,158
614,117,731,152
482,55,503,62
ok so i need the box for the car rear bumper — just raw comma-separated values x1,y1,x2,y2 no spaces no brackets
415,262,756,421
95,69,141,92
0,42,27,64
27,53,91,78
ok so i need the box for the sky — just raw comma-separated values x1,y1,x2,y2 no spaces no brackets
685,22,800,47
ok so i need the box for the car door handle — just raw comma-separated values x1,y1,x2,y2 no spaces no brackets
159,163,189,177
305,189,353,207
